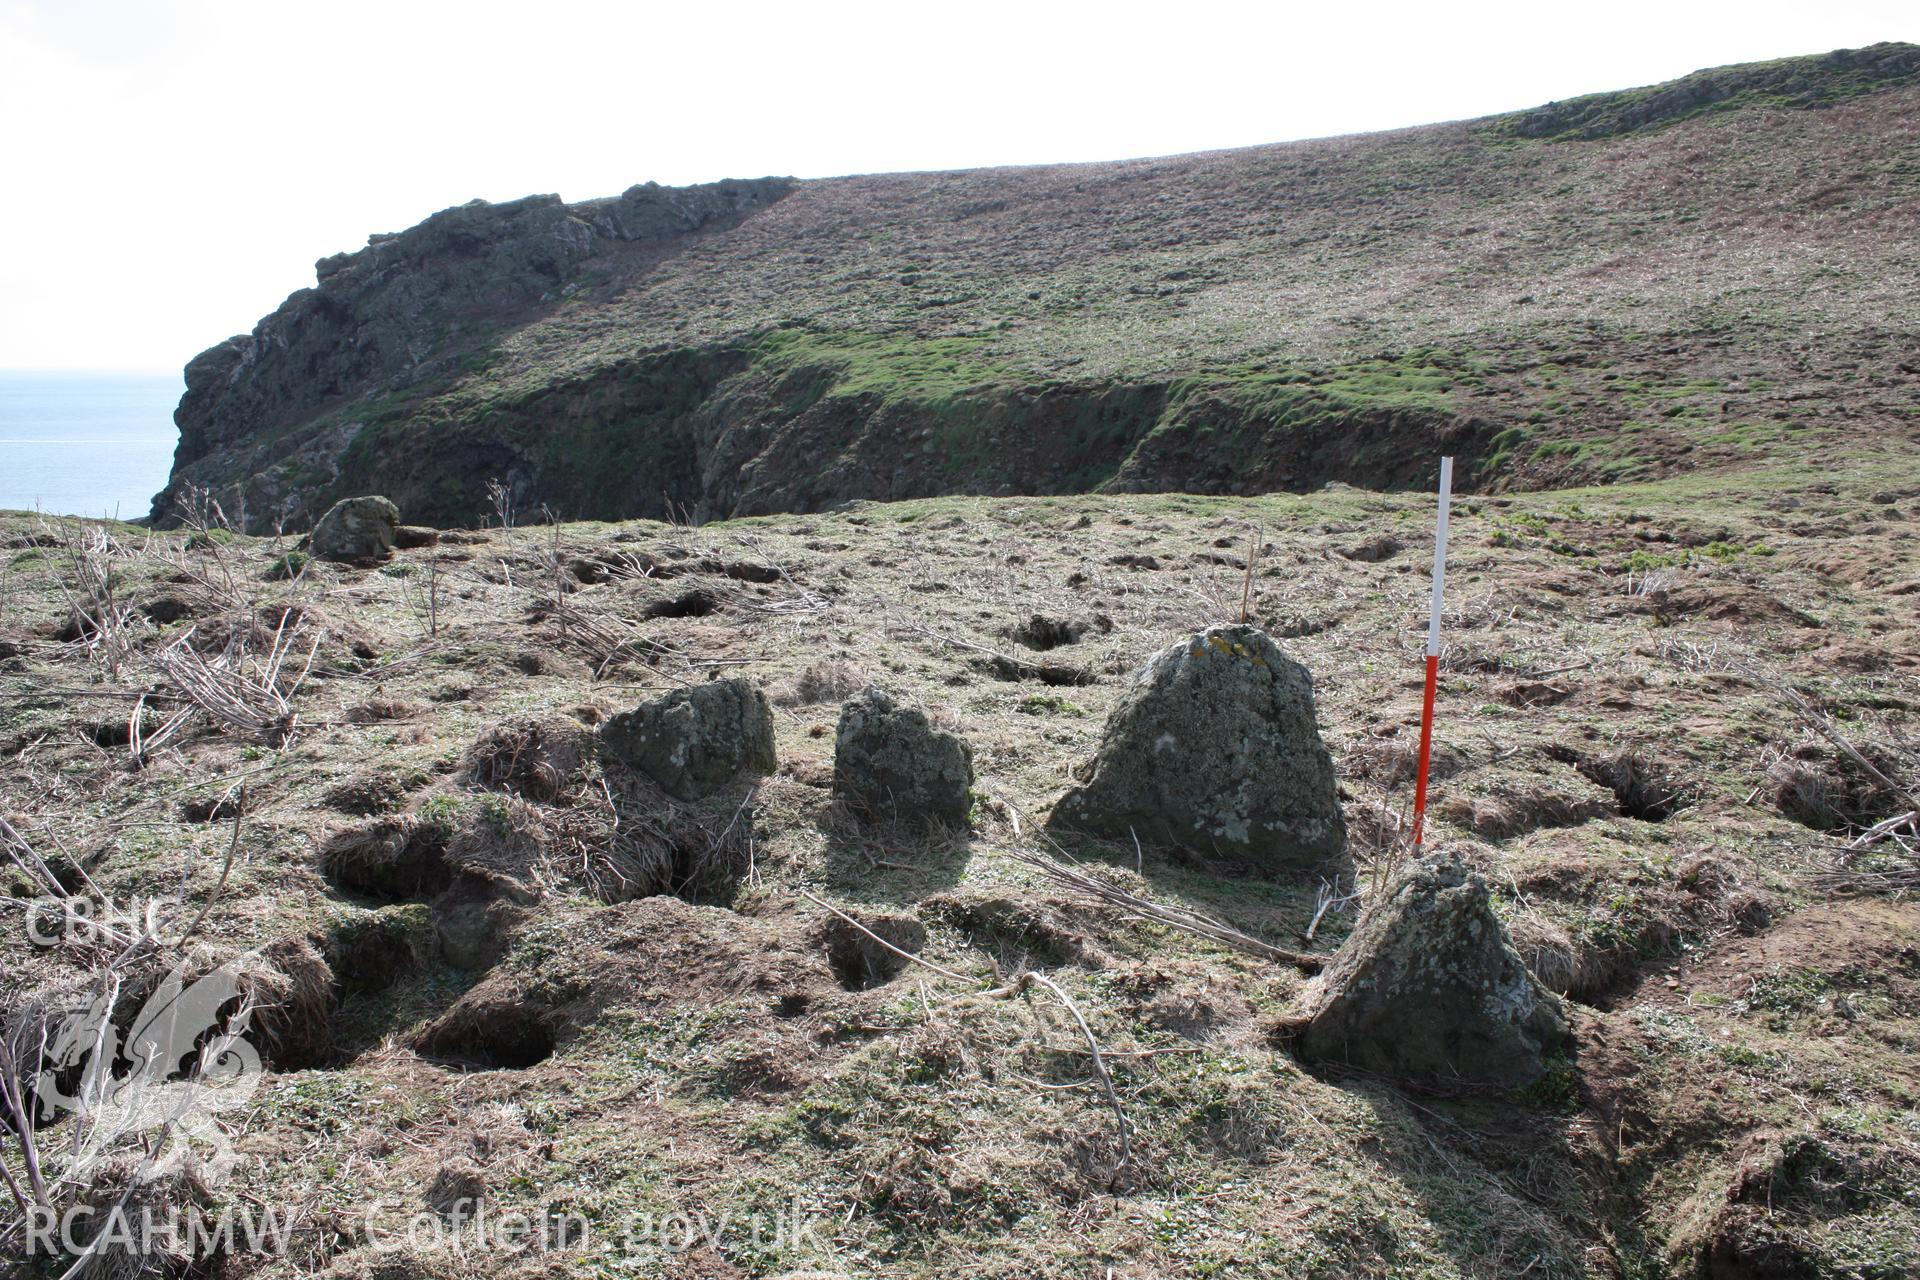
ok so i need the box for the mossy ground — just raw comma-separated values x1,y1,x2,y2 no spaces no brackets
3,450,1918,1277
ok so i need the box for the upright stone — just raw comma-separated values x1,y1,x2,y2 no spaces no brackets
599,678,776,800
1047,624,1345,873
310,495,401,562
833,688,974,826
1298,855,1572,1087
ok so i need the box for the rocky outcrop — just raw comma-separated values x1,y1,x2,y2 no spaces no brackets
155,178,793,529
576,180,795,243
600,679,777,801
1048,625,1346,874
833,688,974,826
173,196,591,478
1297,855,1572,1087
1494,41,1920,141
308,496,399,562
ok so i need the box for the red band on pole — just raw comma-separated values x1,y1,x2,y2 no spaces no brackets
1409,457,1453,855
1410,653,1440,849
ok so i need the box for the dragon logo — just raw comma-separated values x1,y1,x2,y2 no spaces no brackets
34,961,263,1187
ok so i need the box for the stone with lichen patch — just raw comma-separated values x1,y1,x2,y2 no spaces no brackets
1046,623,1345,874
309,495,400,562
1298,854,1572,1087
833,687,974,826
599,677,776,800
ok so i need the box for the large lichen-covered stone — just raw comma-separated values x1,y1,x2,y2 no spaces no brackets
599,678,776,800
1298,855,1572,1087
1047,624,1345,873
309,495,400,562
833,688,974,826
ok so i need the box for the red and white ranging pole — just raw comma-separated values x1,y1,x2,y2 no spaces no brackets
1409,456,1453,855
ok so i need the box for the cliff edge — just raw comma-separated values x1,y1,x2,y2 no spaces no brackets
156,44,1920,530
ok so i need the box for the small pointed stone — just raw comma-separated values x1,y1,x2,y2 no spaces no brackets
1299,854,1572,1087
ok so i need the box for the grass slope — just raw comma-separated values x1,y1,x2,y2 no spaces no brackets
6,440,1919,1277
159,45,1920,529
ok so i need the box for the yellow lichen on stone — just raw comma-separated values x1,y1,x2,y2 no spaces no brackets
1201,635,1265,663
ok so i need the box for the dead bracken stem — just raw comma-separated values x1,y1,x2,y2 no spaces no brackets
399,547,445,637
799,889,977,984
536,594,655,679
983,795,1332,972
1363,801,1414,897
486,476,516,539
1008,845,1329,973
1022,969,1132,1169
543,508,566,612
1738,664,1916,812
42,517,140,681
1305,881,1363,942
1729,664,1919,885
0,813,116,928
1239,521,1261,624
164,484,246,611
1845,809,1919,853
1737,663,1918,864
150,610,317,752
0,796,254,1256
901,620,1093,686
178,786,246,945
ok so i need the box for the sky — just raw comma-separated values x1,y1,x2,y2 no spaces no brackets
2,0,1914,374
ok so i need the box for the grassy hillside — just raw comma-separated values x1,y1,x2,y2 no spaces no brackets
6,453,1919,1277
156,44,1920,531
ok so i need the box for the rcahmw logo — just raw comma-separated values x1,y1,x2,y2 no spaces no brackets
33,958,263,1190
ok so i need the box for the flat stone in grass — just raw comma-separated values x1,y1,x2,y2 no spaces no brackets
1297,855,1573,1087
600,677,776,800
833,687,974,826
309,495,400,562
393,524,440,549
1047,623,1345,875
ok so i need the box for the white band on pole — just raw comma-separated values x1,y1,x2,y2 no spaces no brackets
1425,457,1453,658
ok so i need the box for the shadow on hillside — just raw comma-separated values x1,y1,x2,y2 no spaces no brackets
814,806,973,904
1042,827,1342,951
1326,1061,1644,1278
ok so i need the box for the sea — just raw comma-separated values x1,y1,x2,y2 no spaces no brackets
0,371,183,521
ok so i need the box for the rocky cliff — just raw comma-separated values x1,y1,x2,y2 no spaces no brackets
156,44,1920,530
163,179,792,526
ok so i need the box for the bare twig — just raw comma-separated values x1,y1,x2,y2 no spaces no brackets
796,890,1135,1168
397,548,445,637
178,787,247,945
148,612,317,750
798,890,977,984
41,518,141,680
1024,970,1131,1167
902,621,1092,686
1740,665,1917,812
486,477,516,538
1005,844,1329,973
1239,522,1261,624
1305,882,1363,942
1846,809,1920,853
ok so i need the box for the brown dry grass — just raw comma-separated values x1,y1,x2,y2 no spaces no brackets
3,455,1919,1278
